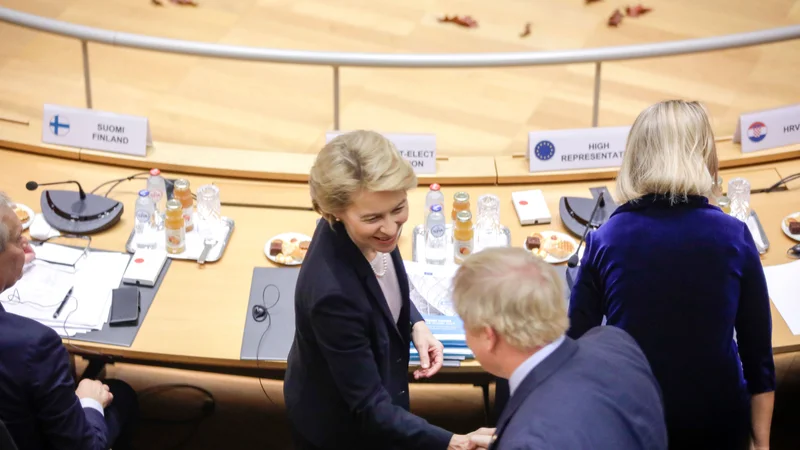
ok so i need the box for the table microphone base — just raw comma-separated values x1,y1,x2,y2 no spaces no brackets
39,190,124,234
559,186,618,237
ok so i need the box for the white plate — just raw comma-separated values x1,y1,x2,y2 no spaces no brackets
264,232,312,266
13,203,34,231
522,231,583,265
781,212,800,242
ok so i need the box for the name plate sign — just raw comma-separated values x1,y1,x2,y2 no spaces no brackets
325,131,436,174
733,104,800,153
42,104,152,156
527,126,630,173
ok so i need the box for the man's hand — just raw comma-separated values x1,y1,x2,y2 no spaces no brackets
21,237,34,264
469,427,496,449
411,321,444,380
448,434,475,450
75,379,113,408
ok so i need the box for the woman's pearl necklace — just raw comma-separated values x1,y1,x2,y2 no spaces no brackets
371,252,388,278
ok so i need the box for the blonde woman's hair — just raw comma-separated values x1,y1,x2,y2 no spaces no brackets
452,247,568,351
309,130,417,224
616,100,719,204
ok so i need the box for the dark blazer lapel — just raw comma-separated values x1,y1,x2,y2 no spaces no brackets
492,338,579,447
328,221,403,341
390,248,413,344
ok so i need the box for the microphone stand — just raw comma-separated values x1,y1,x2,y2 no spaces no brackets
566,192,605,290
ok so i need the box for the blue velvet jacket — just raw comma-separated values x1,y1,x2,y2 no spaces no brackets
568,194,775,429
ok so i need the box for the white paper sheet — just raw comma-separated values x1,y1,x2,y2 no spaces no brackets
34,243,86,266
0,261,74,319
763,260,800,335
1,251,129,335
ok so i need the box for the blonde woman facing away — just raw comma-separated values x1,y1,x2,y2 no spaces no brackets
567,101,775,450
284,131,492,450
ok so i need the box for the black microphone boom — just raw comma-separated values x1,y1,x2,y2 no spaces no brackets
26,180,87,200
568,192,605,268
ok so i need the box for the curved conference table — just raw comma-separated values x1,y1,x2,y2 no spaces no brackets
2,116,800,388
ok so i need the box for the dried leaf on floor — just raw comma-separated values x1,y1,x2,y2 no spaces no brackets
608,9,624,27
438,15,479,28
520,23,532,38
626,4,653,17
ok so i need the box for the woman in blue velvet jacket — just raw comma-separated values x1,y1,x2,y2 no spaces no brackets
567,100,775,450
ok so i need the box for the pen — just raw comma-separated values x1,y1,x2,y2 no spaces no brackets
53,287,74,319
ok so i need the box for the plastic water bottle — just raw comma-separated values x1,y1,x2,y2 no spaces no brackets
425,204,447,265
424,183,445,230
134,190,156,249
147,168,167,230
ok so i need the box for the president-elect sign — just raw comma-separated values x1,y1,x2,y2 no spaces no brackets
527,126,630,173
326,131,436,174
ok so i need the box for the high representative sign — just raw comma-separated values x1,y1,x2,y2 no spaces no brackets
527,126,630,173
325,131,436,174
734,104,800,153
42,104,151,156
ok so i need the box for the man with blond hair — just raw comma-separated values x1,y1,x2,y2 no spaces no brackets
452,247,667,450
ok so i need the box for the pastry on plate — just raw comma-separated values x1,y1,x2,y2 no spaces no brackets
269,239,283,256
543,235,575,260
291,246,307,261
13,206,29,223
525,235,541,250
548,239,576,260
790,221,800,235
531,247,548,260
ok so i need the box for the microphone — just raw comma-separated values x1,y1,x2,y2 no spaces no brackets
567,192,605,268
26,180,87,200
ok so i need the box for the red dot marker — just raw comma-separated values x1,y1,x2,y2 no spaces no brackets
519,200,528,205
135,258,145,264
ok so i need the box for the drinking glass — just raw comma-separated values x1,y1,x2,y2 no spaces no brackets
728,177,751,222
475,194,502,251
196,184,221,237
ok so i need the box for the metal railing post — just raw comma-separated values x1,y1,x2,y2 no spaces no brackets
333,66,340,131
591,62,601,127
81,40,93,109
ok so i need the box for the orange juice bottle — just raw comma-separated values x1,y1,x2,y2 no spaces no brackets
165,199,186,254
453,210,474,265
173,179,194,232
452,192,470,221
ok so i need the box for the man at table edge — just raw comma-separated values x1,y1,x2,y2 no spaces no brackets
0,191,138,450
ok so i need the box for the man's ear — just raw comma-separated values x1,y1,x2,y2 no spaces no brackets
483,326,499,352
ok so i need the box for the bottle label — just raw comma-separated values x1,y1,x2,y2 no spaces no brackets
430,224,445,238
454,239,473,263
165,227,185,252
135,210,151,224
183,207,194,229
149,191,163,207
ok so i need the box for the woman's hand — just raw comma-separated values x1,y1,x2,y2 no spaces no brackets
411,321,444,380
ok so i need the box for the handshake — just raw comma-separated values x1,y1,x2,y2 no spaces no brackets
449,428,496,450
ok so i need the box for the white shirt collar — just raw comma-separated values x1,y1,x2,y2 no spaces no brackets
508,335,566,397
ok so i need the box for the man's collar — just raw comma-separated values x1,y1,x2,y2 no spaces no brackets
508,335,566,397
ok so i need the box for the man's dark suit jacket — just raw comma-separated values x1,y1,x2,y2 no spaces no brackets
0,303,108,450
283,220,452,450
492,327,667,450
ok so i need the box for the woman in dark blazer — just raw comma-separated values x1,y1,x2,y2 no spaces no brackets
284,131,483,450
567,101,775,450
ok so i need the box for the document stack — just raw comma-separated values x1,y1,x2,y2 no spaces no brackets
404,261,473,367
0,244,130,337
